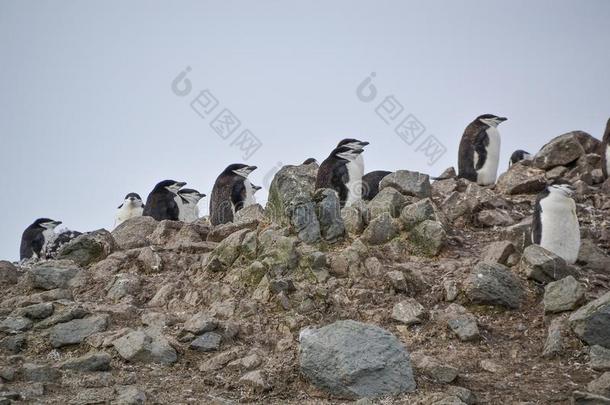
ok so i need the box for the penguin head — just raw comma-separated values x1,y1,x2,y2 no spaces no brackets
548,181,575,198
334,145,364,161
478,114,507,128
153,180,187,195
120,193,143,208
32,218,62,230
509,150,532,167
226,163,257,178
178,188,206,204
337,138,370,150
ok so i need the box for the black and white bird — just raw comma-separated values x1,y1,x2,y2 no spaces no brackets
209,164,257,226
601,118,610,180
458,114,507,185
143,180,187,221
532,183,581,264
335,138,369,205
114,193,144,228
176,188,206,223
20,218,62,260
509,150,533,168
361,170,391,201
315,146,364,208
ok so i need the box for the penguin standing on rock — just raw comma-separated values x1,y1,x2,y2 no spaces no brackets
336,138,369,205
315,146,364,208
509,150,533,168
20,218,62,260
176,188,206,223
143,180,187,221
210,164,257,225
532,183,581,264
114,193,144,228
458,114,507,185
601,118,610,179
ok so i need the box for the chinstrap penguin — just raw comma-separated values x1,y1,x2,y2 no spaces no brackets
509,150,533,167
458,114,507,185
532,182,581,264
143,180,187,221
601,118,610,179
361,170,391,201
315,146,364,208
20,218,62,260
210,164,257,225
335,138,369,206
176,188,206,223
114,193,144,228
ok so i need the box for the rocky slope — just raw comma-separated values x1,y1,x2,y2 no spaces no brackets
1,131,609,404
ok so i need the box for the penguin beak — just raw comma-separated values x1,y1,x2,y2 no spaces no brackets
53,221,62,226
176,182,187,188
248,166,257,172
497,117,507,122
359,141,370,147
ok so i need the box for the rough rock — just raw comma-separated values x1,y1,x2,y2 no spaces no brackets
411,352,458,383
442,303,479,341
572,390,610,404
588,372,610,397
0,261,18,285
533,132,586,170
367,187,407,220
341,201,366,235
57,229,116,266
391,299,427,325
360,213,400,245
578,239,610,274
0,334,26,353
464,262,523,309
520,245,574,283
190,332,222,352
313,188,345,242
386,270,408,292
569,291,610,348
207,220,258,243
543,316,569,358
399,198,443,230
111,216,158,249
590,345,610,371
183,312,218,335
49,314,109,347
496,163,547,195
12,302,54,320
59,351,112,371
106,273,141,301
501,217,533,251
543,275,586,313
112,330,177,365
380,170,431,198
29,260,82,290
476,209,514,227
265,163,321,243
299,320,416,398
239,370,271,392
115,385,147,404
22,363,61,383
483,241,516,265
234,203,265,223
0,316,32,333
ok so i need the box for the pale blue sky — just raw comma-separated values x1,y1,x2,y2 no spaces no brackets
1,0,609,260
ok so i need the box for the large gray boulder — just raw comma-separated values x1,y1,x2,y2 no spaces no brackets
49,314,109,347
578,239,610,274
112,330,177,365
543,275,586,313
361,213,400,245
520,245,575,284
57,229,116,267
111,216,158,250
464,262,523,309
569,291,610,349
496,163,547,195
367,187,407,220
314,188,345,242
299,320,416,399
533,132,587,170
29,260,83,290
379,170,431,198
265,163,321,243
0,261,18,285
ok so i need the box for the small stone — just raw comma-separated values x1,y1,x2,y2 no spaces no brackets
367,187,407,220
464,262,523,309
49,314,109,347
446,386,476,405
228,353,262,371
590,345,610,371
521,245,574,284
543,316,568,358
0,335,26,354
569,291,610,349
444,280,459,302
443,304,479,341
183,312,218,335
399,198,441,230
411,352,458,383
380,170,431,198
391,299,427,325
112,330,177,365
411,220,446,257
543,276,586,313
59,351,111,371
476,210,514,227
479,359,503,373
0,261,18,285
12,302,54,320
0,317,33,334
22,363,61,383
588,372,610,397
386,271,408,292
361,212,400,245
115,385,146,405
572,390,610,404
239,370,271,392
190,332,222,352
483,241,516,265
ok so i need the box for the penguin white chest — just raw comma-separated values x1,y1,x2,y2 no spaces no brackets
539,193,581,263
114,205,144,228
177,200,200,223
244,179,256,207
345,156,364,206
606,145,610,175
476,127,501,185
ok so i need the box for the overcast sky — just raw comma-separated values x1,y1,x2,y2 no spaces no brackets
1,0,609,261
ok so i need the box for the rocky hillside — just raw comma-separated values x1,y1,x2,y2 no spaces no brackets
1,131,610,404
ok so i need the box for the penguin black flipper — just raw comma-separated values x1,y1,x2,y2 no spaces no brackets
211,176,235,225
331,163,349,206
473,129,490,170
601,117,610,179
531,189,549,245
231,181,247,213
20,231,44,260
